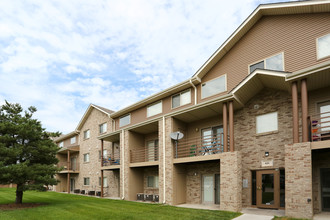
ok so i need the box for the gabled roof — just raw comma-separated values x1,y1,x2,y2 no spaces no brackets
76,104,113,131
54,130,79,143
192,0,330,79
109,0,330,118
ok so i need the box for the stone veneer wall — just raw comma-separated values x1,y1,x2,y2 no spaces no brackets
312,150,330,213
234,88,292,207
185,161,220,204
285,142,313,219
77,108,112,194
158,118,164,203
164,117,174,204
220,151,242,212
143,167,159,195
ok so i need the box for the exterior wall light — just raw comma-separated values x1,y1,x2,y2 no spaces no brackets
265,152,269,157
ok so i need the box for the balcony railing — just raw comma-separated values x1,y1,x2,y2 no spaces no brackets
102,153,120,166
58,161,79,171
311,111,330,142
130,147,159,163
175,133,227,159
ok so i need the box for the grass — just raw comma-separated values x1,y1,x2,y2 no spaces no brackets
0,188,241,220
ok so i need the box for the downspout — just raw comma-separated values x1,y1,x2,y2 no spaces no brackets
121,129,125,200
189,79,197,105
162,116,166,204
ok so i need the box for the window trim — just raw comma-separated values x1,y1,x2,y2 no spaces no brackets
83,129,90,140
201,74,227,99
70,136,76,144
171,89,191,109
119,114,131,127
248,52,285,74
256,112,278,135
147,101,163,118
99,122,107,134
83,153,90,163
83,177,90,186
316,33,330,60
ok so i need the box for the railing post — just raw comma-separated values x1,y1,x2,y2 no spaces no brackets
301,79,308,142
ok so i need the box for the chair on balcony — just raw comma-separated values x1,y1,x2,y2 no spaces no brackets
189,145,197,157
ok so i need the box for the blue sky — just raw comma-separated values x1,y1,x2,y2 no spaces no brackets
0,0,293,133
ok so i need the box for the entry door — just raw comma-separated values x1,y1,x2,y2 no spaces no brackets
70,178,75,192
256,170,280,209
321,168,330,211
202,174,214,204
147,140,158,161
70,157,76,171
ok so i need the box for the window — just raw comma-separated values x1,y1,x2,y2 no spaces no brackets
172,90,191,108
147,101,162,117
98,150,107,160
99,177,108,187
99,123,107,134
119,114,130,127
147,176,159,188
70,136,76,144
317,33,330,59
59,141,64,148
201,126,224,154
84,177,90,186
256,112,278,134
83,153,90,163
201,75,226,99
84,130,90,139
249,53,284,73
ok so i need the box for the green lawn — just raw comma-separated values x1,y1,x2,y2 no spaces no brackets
0,188,241,220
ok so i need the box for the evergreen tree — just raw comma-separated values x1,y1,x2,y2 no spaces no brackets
0,101,60,204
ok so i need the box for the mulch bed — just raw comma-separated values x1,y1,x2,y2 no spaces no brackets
0,203,46,210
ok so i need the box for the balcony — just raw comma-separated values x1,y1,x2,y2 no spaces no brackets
175,133,227,159
102,153,121,167
58,161,79,173
130,146,159,166
311,111,330,142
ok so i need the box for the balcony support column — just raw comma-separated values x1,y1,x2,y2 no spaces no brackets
301,79,308,142
67,173,70,194
101,170,104,198
229,101,234,152
67,150,70,193
223,103,228,152
101,140,104,167
292,81,299,143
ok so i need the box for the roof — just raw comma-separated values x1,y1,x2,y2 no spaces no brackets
111,0,330,118
76,104,113,131
54,131,79,143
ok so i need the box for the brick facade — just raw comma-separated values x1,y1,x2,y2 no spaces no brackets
285,142,313,219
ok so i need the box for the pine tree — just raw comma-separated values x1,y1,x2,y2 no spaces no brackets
0,101,60,204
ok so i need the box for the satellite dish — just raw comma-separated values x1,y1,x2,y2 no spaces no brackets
170,131,184,140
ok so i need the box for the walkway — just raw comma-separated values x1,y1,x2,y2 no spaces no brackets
234,208,285,220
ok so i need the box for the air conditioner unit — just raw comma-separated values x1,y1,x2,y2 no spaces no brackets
154,195,159,202
145,194,153,202
137,193,144,201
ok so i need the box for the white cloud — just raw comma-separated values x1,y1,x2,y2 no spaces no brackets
0,0,293,133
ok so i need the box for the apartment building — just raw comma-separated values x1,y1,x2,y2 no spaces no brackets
54,104,118,196
55,1,330,219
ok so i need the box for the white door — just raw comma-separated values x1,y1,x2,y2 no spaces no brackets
70,178,75,192
318,101,330,132
70,157,76,171
202,174,214,204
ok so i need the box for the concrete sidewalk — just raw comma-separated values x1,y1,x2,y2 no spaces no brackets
233,208,285,220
